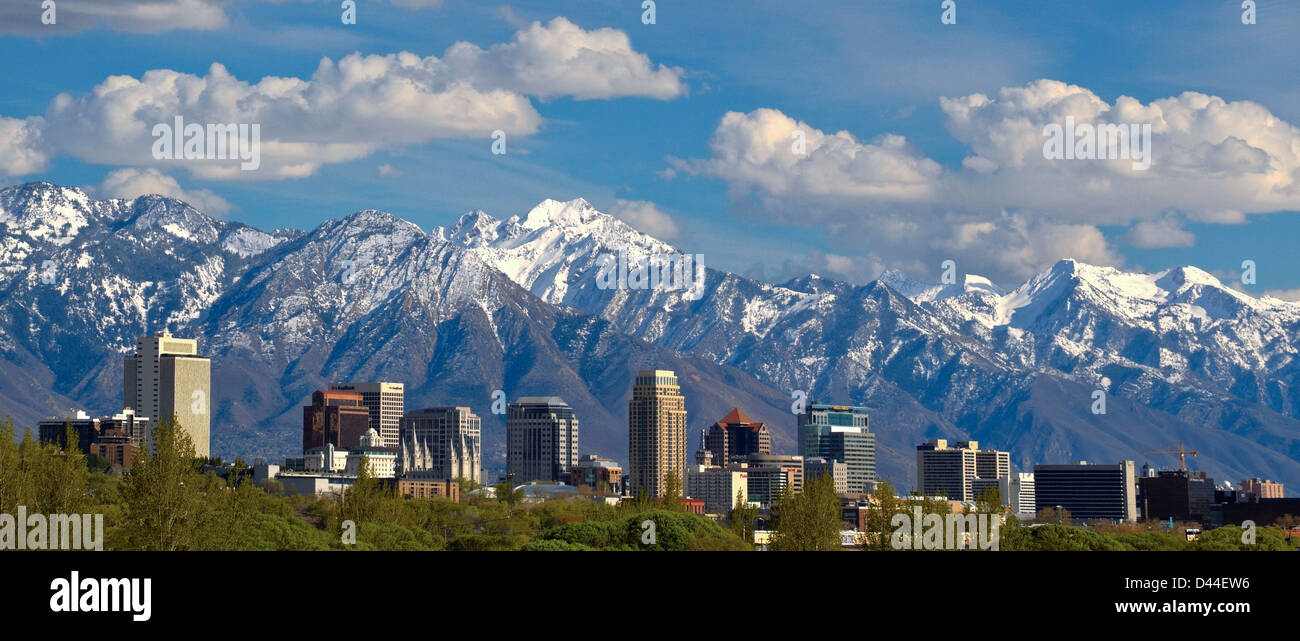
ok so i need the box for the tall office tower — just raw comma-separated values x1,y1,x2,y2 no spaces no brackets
628,369,688,498
506,396,579,484
329,382,404,448
1034,461,1138,523
124,330,211,458
399,406,481,483
999,472,1037,516
705,408,771,466
302,390,372,451
915,440,1010,502
797,403,876,494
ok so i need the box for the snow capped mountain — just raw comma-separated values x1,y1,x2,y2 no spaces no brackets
1,183,1298,490
434,197,676,305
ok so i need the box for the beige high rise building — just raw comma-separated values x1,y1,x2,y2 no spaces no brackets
916,439,1010,502
123,331,211,458
329,381,404,448
628,369,688,498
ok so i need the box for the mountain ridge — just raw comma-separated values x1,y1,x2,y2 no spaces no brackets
1,181,1298,492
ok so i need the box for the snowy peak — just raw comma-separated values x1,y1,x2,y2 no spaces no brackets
878,268,1006,303
519,197,599,231
0,182,100,245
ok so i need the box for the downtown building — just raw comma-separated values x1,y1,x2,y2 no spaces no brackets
1034,461,1138,523
506,396,579,484
705,408,771,466
999,472,1037,518
123,331,210,458
571,454,623,495
329,382,404,449
399,406,482,484
915,439,1010,502
742,454,804,508
628,369,688,498
797,403,876,494
302,390,371,451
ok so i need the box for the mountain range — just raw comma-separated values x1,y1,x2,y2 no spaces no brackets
1,181,1298,493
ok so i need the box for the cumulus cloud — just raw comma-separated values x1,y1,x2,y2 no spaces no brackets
609,199,679,240
440,17,685,100
0,117,48,176
674,79,1300,283
98,168,231,215
0,18,683,180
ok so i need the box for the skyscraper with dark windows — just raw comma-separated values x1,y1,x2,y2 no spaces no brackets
507,396,579,484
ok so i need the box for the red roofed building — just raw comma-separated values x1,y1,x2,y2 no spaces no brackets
705,408,771,466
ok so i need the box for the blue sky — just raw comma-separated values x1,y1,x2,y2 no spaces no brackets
3,0,1300,294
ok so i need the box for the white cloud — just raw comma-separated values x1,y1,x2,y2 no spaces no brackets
440,17,685,100
675,79,1300,282
608,199,679,240
1,18,684,181
1124,218,1196,249
0,117,48,176
0,0,229,35
98,168,231,215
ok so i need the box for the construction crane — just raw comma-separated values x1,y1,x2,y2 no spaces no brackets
1143,442,1199,472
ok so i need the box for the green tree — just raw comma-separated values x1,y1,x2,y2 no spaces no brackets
727,488,757,544
771,474,841,551
862,480,905,551
115,415,215,550
661,471,682,510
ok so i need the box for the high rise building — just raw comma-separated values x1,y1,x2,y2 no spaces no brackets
1034,461,1138,523
123,331,211,458
705,408,771,465
916,439,1009,502
507,396,579,483
797,403,876,494
1138,469,1215,523
399,406,481,483
329,382,404,448
302,390,371,451
999,472,1037,517
628,369,688,498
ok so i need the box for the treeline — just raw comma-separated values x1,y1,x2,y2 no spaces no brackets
2,417,1292,551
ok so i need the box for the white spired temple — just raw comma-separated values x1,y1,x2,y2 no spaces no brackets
398,406,482,483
